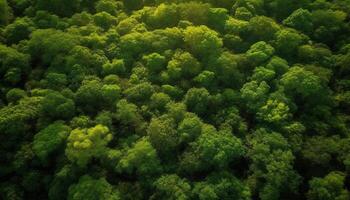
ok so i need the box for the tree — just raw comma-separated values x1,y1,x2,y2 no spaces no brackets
35,0,83,17
166,102,187,123
116,17,140,35
124,82,155,103
250,67,276,82
147,115,178,156
28,29,79,66
265,56,289,75
307,172,349,200
93,12,117,30
116,99,143,126
178,2,210,25
64,46,108,76
65,125,113,167
149,92,171,112
117,137,162,176
143,53,167,73
246,16,280,42
3,17,34,44
193,126,245,168
338,138,350,171
280,66,324,99
194,71,216,89
0,44,30,85
232,0,265,16
224,17,249,36
181,125,245,173
95,111,114,129
101,84,121,106
33,11,61,29
151,174,191,200
247,41,275,65
103,74,120,85
123,0,144,11
0,0,9,26
283,8,313,34
207,51,244,88
183,25,223,58
11,143,35,173
335,44,350,77
75,79,104,113
298,44,333,66
183,88,211,116
234,7,253,21
0,97,42,138
193,172,251,200
257,99,291,124
48,165,79,200
161,85,184,100
41,91,75,120
0,183,23,200
240,81,270,112
33,121,71,162
302,136,339,167
204,0,235,9
265,0,311,21
102,59,126,76
178,114,203,144
145,27,183,52
130,66,149,83
68,175,120,200
311,9,347,45
1,0,350,198
214,106,248,136
274,29,307,59
247,129,301,200
146,3,180,29
6,88,27,104
95,0,121,15
40,72,68,90
70,115,92,129
208,8,229,32
167,51,201,80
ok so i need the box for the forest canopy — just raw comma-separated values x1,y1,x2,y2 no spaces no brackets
1,0,350,199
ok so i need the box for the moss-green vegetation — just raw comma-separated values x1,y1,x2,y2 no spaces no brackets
1,0,350,199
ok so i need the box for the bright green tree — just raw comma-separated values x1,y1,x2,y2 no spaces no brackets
143,53,167,73
65,125,113,167
247,41,275,65
183,25,223,58
167,51,201,80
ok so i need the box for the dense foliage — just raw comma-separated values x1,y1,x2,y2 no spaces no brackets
1,0,350,199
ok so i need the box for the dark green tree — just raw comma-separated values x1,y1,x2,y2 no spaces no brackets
33,121,71,162
151,174,191,200
68,175,120,200
308,172,349,200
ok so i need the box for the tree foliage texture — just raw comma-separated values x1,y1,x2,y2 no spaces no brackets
1,0,350,199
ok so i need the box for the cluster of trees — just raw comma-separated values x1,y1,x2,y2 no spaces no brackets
0,0,350,199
